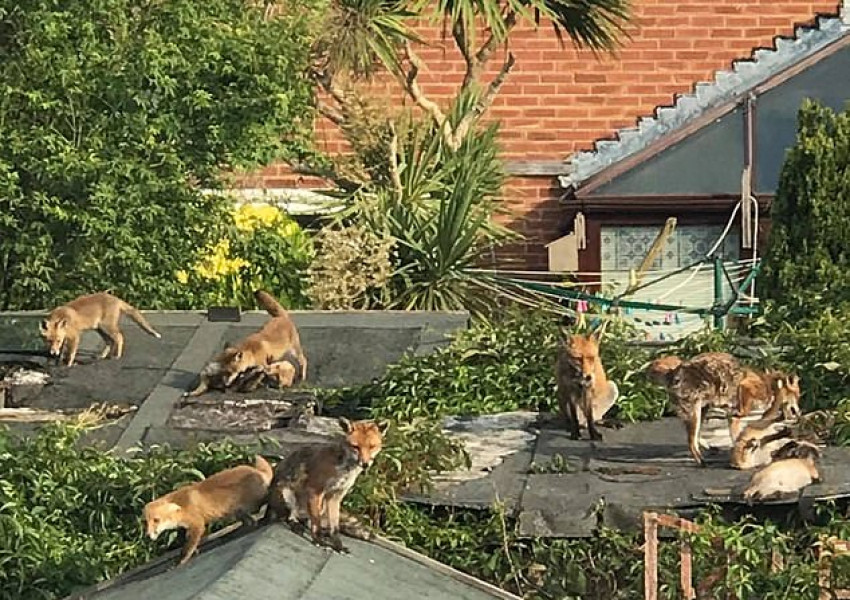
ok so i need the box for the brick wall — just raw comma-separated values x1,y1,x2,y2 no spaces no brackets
240,0,840,270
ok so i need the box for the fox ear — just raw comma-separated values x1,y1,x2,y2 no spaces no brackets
57,318,67,329
376,420,389,436
233,351,243,361
790,375,800,387
338,417,353,433
39,319,48,333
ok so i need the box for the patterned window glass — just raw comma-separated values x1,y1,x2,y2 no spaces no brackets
601,225,740,272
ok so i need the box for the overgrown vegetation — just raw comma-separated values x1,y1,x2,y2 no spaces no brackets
8,414,848,600
761,100,850,323
0,0,319,310
307,223,395,310
0,417,258,599
175,202,314,310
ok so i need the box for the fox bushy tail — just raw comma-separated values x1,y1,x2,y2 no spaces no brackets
119,301,161,338
254,455,274,486
254,290,286,318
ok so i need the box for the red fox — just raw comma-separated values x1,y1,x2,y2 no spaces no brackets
143,455,273,566
730,420,795,470
737,370,801,420
556,332,618,441
729,372,802,441
646,355,683,386
265,418,384,553
185,290,306,397
39,292,161,367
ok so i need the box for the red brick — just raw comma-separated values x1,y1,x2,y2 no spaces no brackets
574,72,607,83
233,0,837,270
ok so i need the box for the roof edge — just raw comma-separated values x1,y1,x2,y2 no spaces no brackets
560,15,850,194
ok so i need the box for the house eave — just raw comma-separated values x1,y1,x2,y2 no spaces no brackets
560,17,850,196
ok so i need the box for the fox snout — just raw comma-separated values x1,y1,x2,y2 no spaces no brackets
581,374,593,387
360,459,373,470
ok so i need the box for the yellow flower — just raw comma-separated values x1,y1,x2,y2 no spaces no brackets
194,239,249,280
234,203,282,232
176,270,189,284
279,221,299,238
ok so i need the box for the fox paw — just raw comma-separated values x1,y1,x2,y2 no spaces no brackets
328,534,350,554
288,520,309,536
314,533,349,554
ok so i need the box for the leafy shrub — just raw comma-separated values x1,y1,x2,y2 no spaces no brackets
176,202,314,310
761,100,850,321
324,310,669,424
307,224,395,309
328,101,518,316
0,418,257,599
363,503,850,600
0,0,319,310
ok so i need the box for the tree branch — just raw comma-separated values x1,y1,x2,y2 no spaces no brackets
403,41,447,127
462,10,517,90
317,101,345,126
310,67,347,107
450,52,516,147
388,122,403,199
452,20,474,86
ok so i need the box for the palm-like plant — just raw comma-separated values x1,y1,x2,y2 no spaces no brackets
308,0,631,149
298,0,632,315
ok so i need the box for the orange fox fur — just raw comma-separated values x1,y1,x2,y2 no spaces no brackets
143,455,273,565
266,418,384,553
185,290,306,397
556,332,618,441
39,292,161,366
729,371,802,441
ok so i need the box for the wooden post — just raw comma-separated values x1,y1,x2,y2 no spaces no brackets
645,512,658,600
644,512,702,600
817,536,850,600
680,539,695,600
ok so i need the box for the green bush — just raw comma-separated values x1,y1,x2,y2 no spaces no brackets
175,202,314,310
0,419,258,599
0,0,319,310
323,310,669,424
761,100,850,321
325,99,519,317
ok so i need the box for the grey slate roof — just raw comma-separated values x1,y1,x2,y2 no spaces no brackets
559,15,850,191
66,524,518,600
406,413,850,538
0,310,469,452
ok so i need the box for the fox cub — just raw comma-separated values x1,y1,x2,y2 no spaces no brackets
143,456,273,566
185,290,306,397
743,444,820,502
40,292,161,367
265,418,384,553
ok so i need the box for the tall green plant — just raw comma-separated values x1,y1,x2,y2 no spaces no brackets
761,100,850,321
0,0,319,310
328,102,517,315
